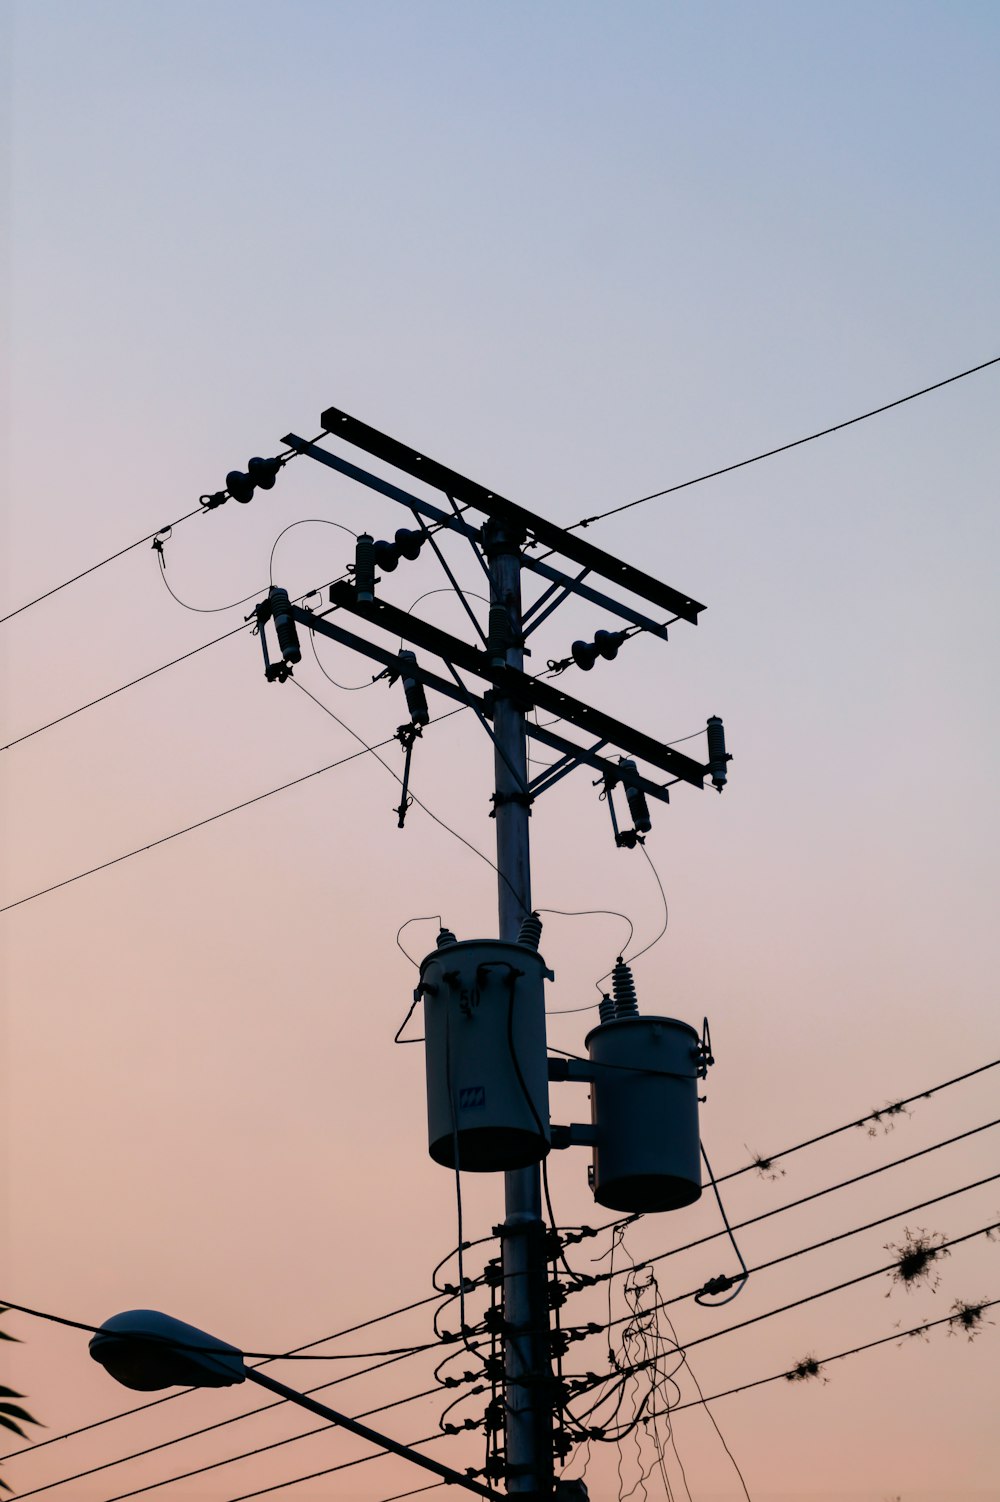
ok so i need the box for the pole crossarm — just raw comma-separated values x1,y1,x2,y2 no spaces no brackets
287,604,676,807
314,406,706,623
281,434,674,641
322,586,707,789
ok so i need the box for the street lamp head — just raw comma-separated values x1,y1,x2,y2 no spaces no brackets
88,1310,247,1391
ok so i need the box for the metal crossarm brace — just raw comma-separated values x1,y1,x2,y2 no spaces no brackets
281,434,675,643
325,584,707,788
315,405,706,623
283,604,676,806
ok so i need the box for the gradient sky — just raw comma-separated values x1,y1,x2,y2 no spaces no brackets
3,4,999,1501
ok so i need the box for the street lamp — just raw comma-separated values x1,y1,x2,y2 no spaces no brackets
89,1310,497,1499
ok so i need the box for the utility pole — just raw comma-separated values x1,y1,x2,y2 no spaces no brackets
247,403,731,1501
485,518,554,1500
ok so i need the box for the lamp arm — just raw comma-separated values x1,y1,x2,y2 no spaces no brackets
245,1368,498,1499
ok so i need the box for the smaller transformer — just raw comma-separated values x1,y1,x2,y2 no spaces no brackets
585,961,704,1212
418,923,553,1172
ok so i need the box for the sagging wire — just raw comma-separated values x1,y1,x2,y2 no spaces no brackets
694,1141,750,1307
155,546,265,614
396,915,443,969
268,518,358,584
596,844,668,995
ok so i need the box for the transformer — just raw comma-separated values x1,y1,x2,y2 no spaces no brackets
419,933,552,1172
585,1012,702,1211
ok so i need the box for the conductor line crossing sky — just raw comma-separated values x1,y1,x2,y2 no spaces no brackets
3,353,999,909
5,1065,995,1502
1,353,997,627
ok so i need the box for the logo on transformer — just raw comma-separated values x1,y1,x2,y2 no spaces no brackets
459,1085,486,1110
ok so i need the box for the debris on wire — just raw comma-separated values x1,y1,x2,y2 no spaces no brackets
885,1227,951,1295
785,1353,825,1383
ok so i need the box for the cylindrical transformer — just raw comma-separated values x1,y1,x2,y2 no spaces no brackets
419,938,552,1172
586,1014,702,1212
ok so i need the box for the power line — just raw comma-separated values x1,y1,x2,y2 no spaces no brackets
290,679,506,896
0,437,327,630
100,1424,448,1502
0,1297,440,1361
0,706,467,916
571,353,1000,530
13,1371,453,1501
570,1217,999,1393
222,1434,444,1502
716,1057,1000,1187
0,509,203,628
598,1115,1000,1286
3,1307,445,1462
667,1297,1000,1415
8,353,997,639
600,1167,1000,1332
0,623,248,754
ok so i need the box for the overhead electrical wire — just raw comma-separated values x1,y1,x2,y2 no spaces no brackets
595,1169,1000,1335
567,1216,1000,1394
13,1180,996,1492
0,706,468,916
0,567,352,756
569,352,1000,530
0,622,249,754
5,355,997,633
0,506,204,627
220,1432,450,1502
0,436,327,629
0,1296,442,1360
595,1114,1000,1287
663,1297,1000,1415
13,1376,457,1502
574,1056,1000,1237
2,1294,456,1461
290,678,520,906
99,1428,451,1502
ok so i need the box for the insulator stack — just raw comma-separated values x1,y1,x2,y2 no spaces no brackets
436,926,458,949
399,651,429,725
374,527,425,572
706,715,728,789
619,758,652,834
517,912,543,950
598,993,616,1025
268,586,301,664
611,959,639,1018
355,534,376,603
571,628,627,672
227,456,281,504
247,456,281,490
486,605,514,667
